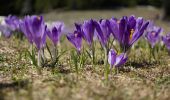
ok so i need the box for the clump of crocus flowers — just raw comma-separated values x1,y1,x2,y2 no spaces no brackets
20,15,47,67
3,14,169,79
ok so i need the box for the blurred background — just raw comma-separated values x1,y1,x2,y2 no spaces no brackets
0,0,166,15
0,0,164,14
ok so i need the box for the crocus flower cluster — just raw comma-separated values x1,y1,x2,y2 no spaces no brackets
0,15,20,38
0,14,158,70
65,15,150,68
19,15,47,66
145,22,162,48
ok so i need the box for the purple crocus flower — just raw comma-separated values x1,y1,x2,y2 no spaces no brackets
93,19,111,48
0,15,20,38
0,23,12,38
5,15,20,31
46,22,64,46
108,15,149,52
108,49,127,68
66,30,82,53
162,33,170,50
145,22,162,48
20,15,46,50
81,19,95,47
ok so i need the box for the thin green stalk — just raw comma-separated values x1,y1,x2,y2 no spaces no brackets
50,45,58,67
76,52,79,75
104,64,110,81
71,50,79,75
52,45,58,64
152,46,156,60
41,48,46,64
115,67,119,74
80,47,86,68
104,47,108,66
37,49,42,74
46,43,53,60
104,47,109,81
149,45,152,63
53,46,57,61
38,49,42,67
92,42,95,65
31,44,33,55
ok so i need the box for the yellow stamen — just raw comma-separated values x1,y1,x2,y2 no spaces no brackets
129,29,134,40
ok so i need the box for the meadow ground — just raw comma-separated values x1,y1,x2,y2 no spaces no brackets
0,6,170,100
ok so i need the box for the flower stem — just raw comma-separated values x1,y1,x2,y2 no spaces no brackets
41,48,46,63
115,67,119,74
53,45,57,62
38,49,42,67
149,45,152,63
104,47,109,81
92,42,95,65
104,47,108,66
104,64,109,81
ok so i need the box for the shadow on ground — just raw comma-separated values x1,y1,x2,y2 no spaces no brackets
0,79,29,90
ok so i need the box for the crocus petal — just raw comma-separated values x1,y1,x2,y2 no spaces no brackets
93,20,105,47
115,53,127,67
32,16,44,37
130,21,149,46
108,18,119,40
108,49,116,67
100,19,111,44
136,17,144,29
19,19,33,43
82,19,94,47
115,56,128,67
128,15,136,29
119,16,127,44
